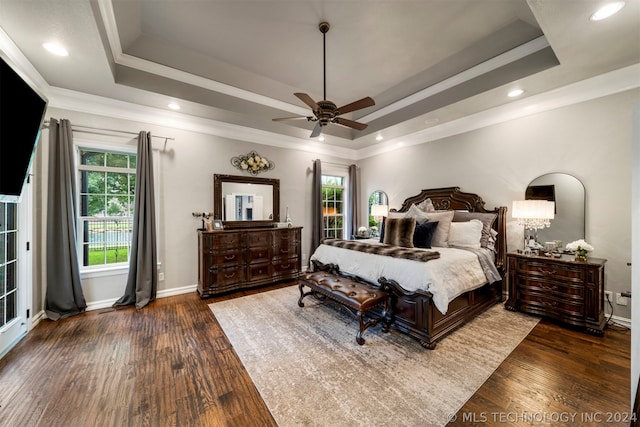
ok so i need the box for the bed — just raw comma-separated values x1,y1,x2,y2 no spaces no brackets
309,187,507,349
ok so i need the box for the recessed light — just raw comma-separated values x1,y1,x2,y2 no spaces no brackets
42,42,69,57
376,134,383,141
590,1,625,21
168,102,181,110
508,89,524,98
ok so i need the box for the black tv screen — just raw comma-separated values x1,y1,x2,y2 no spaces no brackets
0,55,48,202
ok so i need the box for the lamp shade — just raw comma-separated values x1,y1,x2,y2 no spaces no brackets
512,200,555,230
371,204,389,217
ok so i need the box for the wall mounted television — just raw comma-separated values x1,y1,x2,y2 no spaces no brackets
0,54,48,203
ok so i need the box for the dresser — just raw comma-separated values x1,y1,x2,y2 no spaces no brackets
504,252,606,335
197,227,302,298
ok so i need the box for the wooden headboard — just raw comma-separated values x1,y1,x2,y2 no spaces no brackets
392,187,507,273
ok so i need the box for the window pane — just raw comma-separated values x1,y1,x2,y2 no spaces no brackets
106,172,129,195
81,150,104,166
85,195,106,216
85,171,105,194
6,232,15,262
0,234,4,264
0,265,5,296
5,262,15,292
106,153,128,168
129,175,136,195
0,203,4,232
6,203,15,231
129,155,137,169
107,196,130,216
6,291,16,322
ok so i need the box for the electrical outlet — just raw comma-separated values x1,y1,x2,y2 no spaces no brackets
615,292,628,306
604,291,613,302
159,272,165,281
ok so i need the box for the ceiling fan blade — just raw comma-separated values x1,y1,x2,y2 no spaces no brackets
334,117,368,131
294,93,320,111
310,122,323,138
335,97,375,115
272,116,312,122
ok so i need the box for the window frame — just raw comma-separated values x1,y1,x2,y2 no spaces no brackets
321,165,350,240
75,141,137,274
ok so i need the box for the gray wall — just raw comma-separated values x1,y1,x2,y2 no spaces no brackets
358,88,638,321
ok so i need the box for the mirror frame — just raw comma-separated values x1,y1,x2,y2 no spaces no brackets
213,174,280,229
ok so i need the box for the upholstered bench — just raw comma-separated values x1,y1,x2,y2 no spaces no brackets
298,270,391,345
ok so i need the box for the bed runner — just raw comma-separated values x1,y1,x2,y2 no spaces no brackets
321,239,440,262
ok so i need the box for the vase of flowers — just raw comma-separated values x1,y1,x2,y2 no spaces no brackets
566,239,594,262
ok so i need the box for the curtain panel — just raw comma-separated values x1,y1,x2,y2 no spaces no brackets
45,118,86,320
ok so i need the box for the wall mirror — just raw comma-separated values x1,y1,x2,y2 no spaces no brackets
213,174,280,228
368,190,388,237
526,173,585,248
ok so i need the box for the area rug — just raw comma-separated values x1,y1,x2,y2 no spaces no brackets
209,285,539,427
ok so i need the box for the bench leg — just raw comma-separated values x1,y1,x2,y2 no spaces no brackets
356,311,366,345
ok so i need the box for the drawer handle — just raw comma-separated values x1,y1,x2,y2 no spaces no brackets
224,255,236,261
540,300,558,307
281,263,291,269
538,268,556,276
224,272,236,279
540,283,557,291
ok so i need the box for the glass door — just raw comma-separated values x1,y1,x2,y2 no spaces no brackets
0,201,27,358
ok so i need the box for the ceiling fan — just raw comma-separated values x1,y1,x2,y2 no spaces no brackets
273,22,375,138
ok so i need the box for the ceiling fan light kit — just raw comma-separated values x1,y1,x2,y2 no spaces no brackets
273,21,375,138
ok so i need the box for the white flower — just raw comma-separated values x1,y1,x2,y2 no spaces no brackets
254,155,261,163
566,239,594,252
241,161,248,169
247,157,254,165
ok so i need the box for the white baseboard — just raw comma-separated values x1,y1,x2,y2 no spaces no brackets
84,284,198,312
30,310,46,330
606,313,631,329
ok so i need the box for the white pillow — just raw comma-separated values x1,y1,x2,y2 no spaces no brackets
448,219,483,249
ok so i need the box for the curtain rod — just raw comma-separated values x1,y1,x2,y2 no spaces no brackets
42,121,175,142
313,159,354,168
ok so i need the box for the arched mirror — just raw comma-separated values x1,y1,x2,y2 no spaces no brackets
526,173,585,249
367,190,388,237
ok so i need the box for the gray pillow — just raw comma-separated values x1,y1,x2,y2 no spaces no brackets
452,211,498,248
425,210,455,247
382,217,417,248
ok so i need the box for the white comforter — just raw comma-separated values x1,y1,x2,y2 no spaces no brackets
310,240,491,315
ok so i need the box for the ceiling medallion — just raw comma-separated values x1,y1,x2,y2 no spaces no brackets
231,151,275,175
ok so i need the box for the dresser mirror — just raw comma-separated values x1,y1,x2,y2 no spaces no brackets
526,173,585,249
213,174,280,228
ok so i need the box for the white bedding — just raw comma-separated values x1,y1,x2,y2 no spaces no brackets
310,240,492,314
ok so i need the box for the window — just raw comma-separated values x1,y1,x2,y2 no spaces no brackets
0,202,17,328
321,175,345,239
78,148,136,268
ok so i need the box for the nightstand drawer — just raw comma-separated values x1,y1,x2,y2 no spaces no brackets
516,258,585,282
516,278,584,300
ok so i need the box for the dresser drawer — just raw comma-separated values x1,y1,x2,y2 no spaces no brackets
247,246,271,264
206,266,246,288
207,232,242,249
246,231,271,248
209,250,244,266
516,289,585,317
273,257,299,274
516,277,584,300
247,263,272,282
516,258,585,282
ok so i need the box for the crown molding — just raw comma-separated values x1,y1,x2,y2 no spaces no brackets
355,63,640,160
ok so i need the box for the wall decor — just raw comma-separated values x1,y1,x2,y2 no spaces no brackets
231,151,275,175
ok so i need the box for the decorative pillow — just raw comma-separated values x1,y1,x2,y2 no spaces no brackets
416,198,435,212
448,219,483,249
486,228,499,252
452,211,498,248
405,204,430,224
382,217,416,248
413,221,439,248
424,210,455,247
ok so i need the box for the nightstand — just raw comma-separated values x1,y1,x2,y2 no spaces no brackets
504,252,607,335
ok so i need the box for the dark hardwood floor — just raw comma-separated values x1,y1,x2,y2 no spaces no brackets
0,282,631,427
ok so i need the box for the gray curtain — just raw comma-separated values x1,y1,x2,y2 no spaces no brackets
113,131,158,309
310,159,324,254
347,164,358,239
45,118,86,320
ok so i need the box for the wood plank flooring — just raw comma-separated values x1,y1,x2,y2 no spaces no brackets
0,282,631,427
